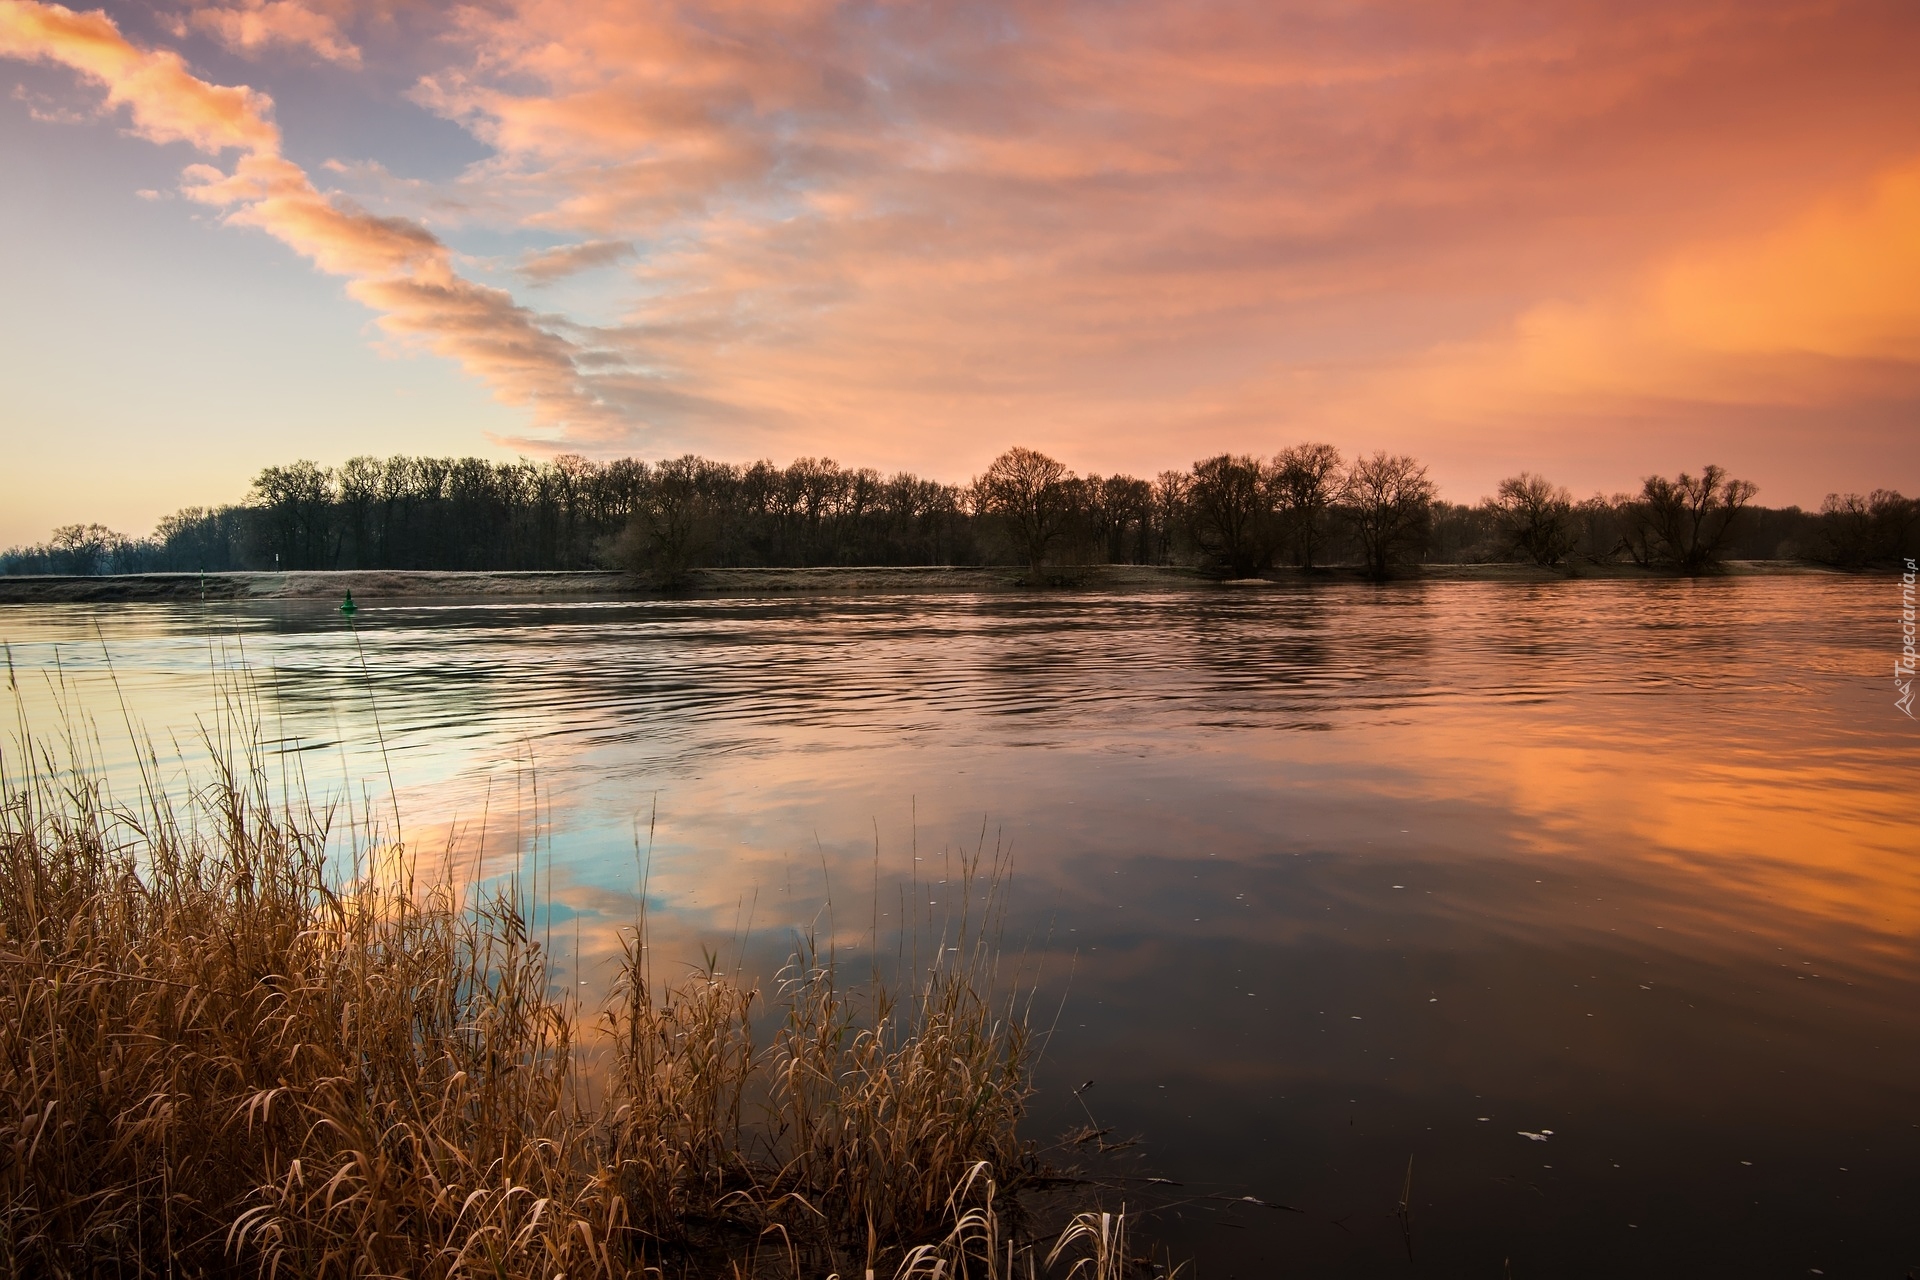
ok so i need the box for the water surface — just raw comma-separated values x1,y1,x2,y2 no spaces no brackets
5,579,1917,1276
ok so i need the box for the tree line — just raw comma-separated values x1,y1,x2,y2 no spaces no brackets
5,447,1915,579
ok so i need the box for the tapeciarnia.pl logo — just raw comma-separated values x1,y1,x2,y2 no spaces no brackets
1899,558,1917,718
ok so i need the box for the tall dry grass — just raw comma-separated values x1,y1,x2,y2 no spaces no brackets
0,709,1135,1278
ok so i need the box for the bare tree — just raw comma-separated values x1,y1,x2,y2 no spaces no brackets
1340,452,1437,579
1185,454,1279,577
784,456,854,564
1569,494,1625,565
48,524,129,575
1490,472,1577,567
619,456,722,584
1636,465,1757,575
1817,490,1917,567
251,461,337,569
336,456,382,568
151,508,242,572
1088,474,1155,563
1272,443,1343,569
972,447,1077,577
1617,493,1660,568
1151,470,1189,564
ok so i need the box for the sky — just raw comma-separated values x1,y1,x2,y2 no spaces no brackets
3,0,1919,545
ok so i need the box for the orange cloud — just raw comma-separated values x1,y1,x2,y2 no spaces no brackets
186,0,361,68
0,0,615,433
1370,154,1920,445
391,0,1920,491
0,0,278,152
8,0,1920,494
1659,161,1920,364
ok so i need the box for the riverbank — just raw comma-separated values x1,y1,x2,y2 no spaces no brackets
0,559,1848,603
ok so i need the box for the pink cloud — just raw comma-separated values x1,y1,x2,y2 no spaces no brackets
186,0,362,68
8,0,1920,499
516,238,636,285
399,0,1920,496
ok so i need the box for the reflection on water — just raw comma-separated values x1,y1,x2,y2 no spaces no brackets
5,579,1917,1275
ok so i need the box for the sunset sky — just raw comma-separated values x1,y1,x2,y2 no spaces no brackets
3,0,1919,545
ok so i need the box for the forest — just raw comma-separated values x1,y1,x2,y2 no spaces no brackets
4,446,1915,579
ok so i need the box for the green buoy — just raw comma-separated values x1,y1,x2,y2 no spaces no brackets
340,590,357,619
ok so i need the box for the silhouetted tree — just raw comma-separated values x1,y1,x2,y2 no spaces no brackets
335,456,385,567
1816,490,1917,567
872,471,971,565
1151,471,1190,564
1185,454,1279,576
251,461,336,569
1632,465,1757,575
1490,472,1577,567
972,447,1077,576
1272,443,1343,569
1426,501,1504,563
620,456,730,584
13,445,1866,582
1086,475,1156,564
153,506,246,571
48,525,129,575
1565,495,1622,565
1340,452,1436,578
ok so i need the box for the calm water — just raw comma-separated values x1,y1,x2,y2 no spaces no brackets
5,579,1918,1276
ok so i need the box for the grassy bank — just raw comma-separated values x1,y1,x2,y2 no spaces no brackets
0,724,1129,1278
0,558,1849,604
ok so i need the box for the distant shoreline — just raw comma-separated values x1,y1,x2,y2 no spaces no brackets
0,559,1853,603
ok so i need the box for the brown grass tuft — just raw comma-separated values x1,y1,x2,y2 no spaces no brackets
0,714,1135,1278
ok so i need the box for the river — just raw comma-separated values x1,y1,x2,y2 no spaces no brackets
4,577,1916,1275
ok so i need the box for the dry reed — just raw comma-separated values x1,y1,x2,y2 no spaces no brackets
0,709,1139,1278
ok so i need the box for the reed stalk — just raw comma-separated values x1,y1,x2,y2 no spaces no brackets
0,716,1136,1278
